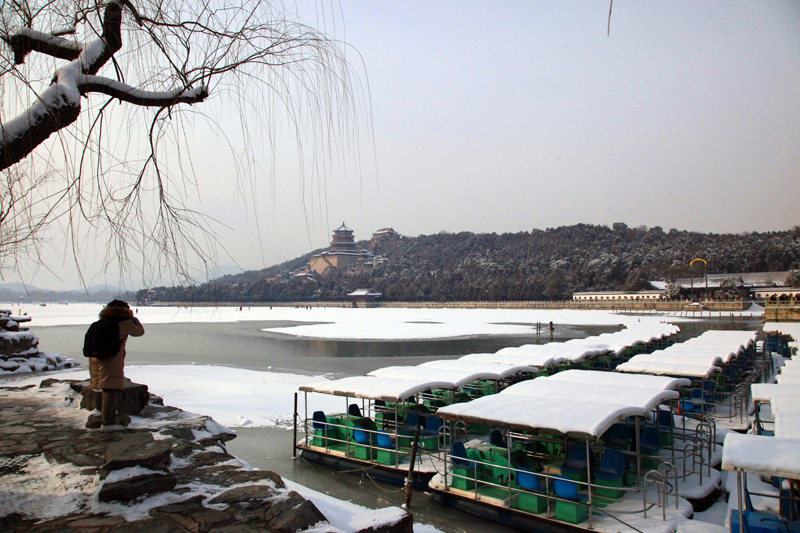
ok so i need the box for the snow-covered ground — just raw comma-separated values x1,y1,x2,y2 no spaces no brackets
12,365,341,429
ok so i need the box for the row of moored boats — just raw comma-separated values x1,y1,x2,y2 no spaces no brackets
294,320,799,533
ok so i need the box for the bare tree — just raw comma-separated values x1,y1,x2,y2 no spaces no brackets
0,0,367,286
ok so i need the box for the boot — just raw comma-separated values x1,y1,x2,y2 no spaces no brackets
101,389,120,426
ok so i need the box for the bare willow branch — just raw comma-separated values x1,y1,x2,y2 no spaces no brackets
0,0,370,288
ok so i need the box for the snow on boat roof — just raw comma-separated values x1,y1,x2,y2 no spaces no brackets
621,351,724,368
771,394,800,416
780,362,800,375
773,395,800,439
545,369,691,390
436,369,685,438
751,383,800,403
488,323,680,364
617,360,721,378
367,365,502,387
615,330,757,378
460,351,560,368
500,378,679,412
750,387,800,438
299,375,454,402
763,322,800,341
437,393,639,439
722,433,800,479
774,414,800,439
418,359,538,377
494,342,609,363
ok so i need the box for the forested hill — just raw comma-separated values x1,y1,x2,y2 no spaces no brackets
139,224,800,303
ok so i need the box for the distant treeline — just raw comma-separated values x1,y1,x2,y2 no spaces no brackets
137,223,800,303
0,287,137,305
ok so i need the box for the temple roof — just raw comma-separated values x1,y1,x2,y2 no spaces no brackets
334,222,353,233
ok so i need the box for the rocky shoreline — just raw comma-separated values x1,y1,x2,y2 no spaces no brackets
0,378,412,532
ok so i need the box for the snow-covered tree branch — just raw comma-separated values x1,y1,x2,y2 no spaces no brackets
0,0,368,286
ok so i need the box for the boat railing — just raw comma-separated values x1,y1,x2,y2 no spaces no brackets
732,471,800,531
444,448,673,529
680,440,707,485
305,413,457,468
658,461,680,510
642,470,668,520
451,420,469,446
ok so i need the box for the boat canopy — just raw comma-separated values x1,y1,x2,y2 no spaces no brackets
763,322,800,341
437,370,684,439
616,361,722,378
751,383,800,403
367,366,503,388
781,359,800,372
460,351,560,368
545,369,690,390
722,433,800,480
418,359,538,377
299,375,454,402
771,394,800,439
774,361,800,385
499,379,680,413
617,330,757,378
460,322,679,368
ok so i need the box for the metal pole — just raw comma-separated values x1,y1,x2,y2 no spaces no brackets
586,439,593,530
737,471,744,533
403,421,423,508
293,392,298,458
635,416,641,481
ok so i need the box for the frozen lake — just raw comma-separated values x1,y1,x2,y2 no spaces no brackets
5,304,763,532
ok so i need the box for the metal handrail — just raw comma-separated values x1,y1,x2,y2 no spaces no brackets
443,449,670,528
658,461,680,510
643,470,667,520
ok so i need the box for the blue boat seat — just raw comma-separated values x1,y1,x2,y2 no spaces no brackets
604,423,630,449
352,417,377,444
311,410,333,447
374,430,406,465
730,509,800,533
657,409,673,431
450,441,477,490
376,431,393,449
490,429,507,448
516,467,543,492
451,442,475,470
595,448,628,499
312,411,330,431
595,449,626,482
422,415,442,437
640,427,662,456
400,411,420,434
554,475,588,523
561,443,590,481
555,476,586,501
353,427,370,445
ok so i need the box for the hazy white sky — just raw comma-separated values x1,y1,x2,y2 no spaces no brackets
7,1,800,291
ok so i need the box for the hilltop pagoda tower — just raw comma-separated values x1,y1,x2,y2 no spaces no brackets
329,223,357,253
309,222,373,275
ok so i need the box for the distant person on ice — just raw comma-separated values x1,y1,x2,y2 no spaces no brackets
89,300,145,428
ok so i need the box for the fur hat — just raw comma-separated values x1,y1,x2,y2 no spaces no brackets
100,301,134,320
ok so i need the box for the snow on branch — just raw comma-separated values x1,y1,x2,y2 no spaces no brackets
0,1,209,170
79,75,208,106
1,27,82,64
